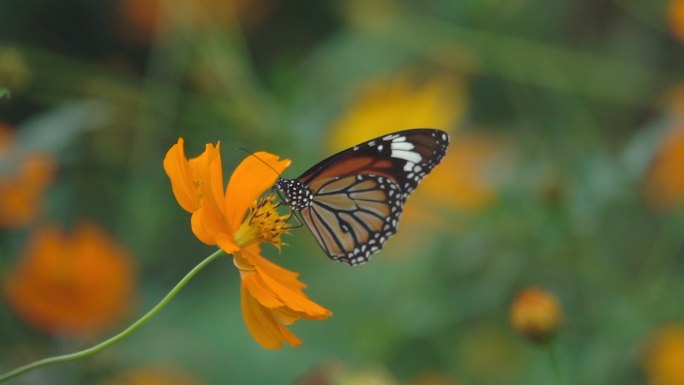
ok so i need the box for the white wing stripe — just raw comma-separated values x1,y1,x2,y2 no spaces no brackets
391,149,422,163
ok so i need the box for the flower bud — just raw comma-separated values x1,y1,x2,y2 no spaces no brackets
510,287,563,343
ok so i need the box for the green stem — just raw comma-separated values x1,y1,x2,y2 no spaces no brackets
546,342,566,385
0,249,226,383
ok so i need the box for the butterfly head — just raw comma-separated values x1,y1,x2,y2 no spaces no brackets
274,178,314,211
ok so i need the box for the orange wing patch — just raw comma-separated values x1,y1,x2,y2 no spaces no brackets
309,158,397,192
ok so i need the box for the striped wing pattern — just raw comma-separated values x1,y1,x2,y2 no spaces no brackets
275,129,449,266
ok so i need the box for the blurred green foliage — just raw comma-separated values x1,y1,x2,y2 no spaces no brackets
1,0,684,385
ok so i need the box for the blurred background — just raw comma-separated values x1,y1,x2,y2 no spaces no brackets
1,0,684,384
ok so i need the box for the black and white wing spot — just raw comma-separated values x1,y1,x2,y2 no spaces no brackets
380,129,449,192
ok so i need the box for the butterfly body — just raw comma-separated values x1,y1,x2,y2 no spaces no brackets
275,179,314,210
275,129,449,266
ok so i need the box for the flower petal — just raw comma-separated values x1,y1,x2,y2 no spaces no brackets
272,307,300,326
163,138,198,213
190,209,215,245
215,232,240,254
241,283,302,349
249,248,306,290
242,272,284,308
244,248,331,319
224,152,290,235
190,143,232,238
165,139,238,245
189,143,226,216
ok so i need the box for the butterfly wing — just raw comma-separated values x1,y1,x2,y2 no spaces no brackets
294,129,449,265
299,174,403,265
300,129,450,195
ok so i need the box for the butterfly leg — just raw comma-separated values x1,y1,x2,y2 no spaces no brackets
286,211,305,229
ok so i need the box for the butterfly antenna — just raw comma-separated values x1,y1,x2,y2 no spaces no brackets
237,147,282,178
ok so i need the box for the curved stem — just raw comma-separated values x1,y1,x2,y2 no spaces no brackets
0,249,226,383
547,342,566,385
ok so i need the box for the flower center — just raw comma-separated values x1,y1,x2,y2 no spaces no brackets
234,194,291,251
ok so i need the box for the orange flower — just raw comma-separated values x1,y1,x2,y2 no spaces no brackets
3,223,135,337
670,0,684,40
644,124,684,211
643,323,684,385
510,287,563,343
0,124,55,228
296,362,400,385
163,138,331,349
118,0,278,45
327,75,466,148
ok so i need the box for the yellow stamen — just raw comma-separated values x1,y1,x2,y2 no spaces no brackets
234,195,291,251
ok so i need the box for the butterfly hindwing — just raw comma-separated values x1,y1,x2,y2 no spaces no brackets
299,174,403,265
275,129,449,266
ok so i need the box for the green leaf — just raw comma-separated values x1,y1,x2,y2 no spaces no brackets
0,87,9,99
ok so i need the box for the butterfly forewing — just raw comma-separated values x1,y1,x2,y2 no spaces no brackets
277,129,449,266
299,129,449,193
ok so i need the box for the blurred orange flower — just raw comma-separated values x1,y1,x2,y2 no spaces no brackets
100,366,205,385
644,124,684,211
0,124,55,228
670,0,684,40
164,138,331,349
118,0,277,45
295,362,400,385
643,323,684,385
510,286,563,344
328,75,507,225
412,132,509,215
328,75,466,148
3,223,135,337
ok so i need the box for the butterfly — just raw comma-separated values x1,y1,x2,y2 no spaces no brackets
274,129,449,266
